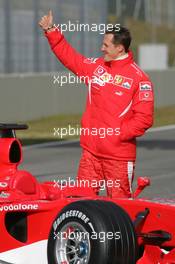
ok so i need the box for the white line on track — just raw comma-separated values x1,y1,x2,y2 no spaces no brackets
24,124,175,150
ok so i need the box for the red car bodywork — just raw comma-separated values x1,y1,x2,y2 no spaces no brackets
0,124,174,264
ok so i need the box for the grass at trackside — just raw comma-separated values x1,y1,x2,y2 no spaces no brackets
16,114,82,145
154,106,175,127
16,105,175,145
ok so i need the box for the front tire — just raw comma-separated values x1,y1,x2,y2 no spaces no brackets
47,200,138,264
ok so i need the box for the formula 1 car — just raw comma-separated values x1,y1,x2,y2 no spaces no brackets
0,124,175,264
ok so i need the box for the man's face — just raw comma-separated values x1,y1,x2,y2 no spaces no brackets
101,34,124,62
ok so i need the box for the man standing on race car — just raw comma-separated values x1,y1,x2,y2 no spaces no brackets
39,11,154,198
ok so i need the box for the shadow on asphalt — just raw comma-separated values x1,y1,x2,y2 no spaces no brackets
21,138,175,151
43,141,80,149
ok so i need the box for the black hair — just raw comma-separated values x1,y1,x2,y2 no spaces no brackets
105,26,131,52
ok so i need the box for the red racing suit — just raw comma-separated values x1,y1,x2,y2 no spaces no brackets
45,29,154,197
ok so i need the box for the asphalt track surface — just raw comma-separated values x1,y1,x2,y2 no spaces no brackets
21,126,175,198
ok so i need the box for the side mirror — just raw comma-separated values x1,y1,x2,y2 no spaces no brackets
133,177,150,198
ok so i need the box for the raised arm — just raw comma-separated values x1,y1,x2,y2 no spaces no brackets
39,10,95,80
